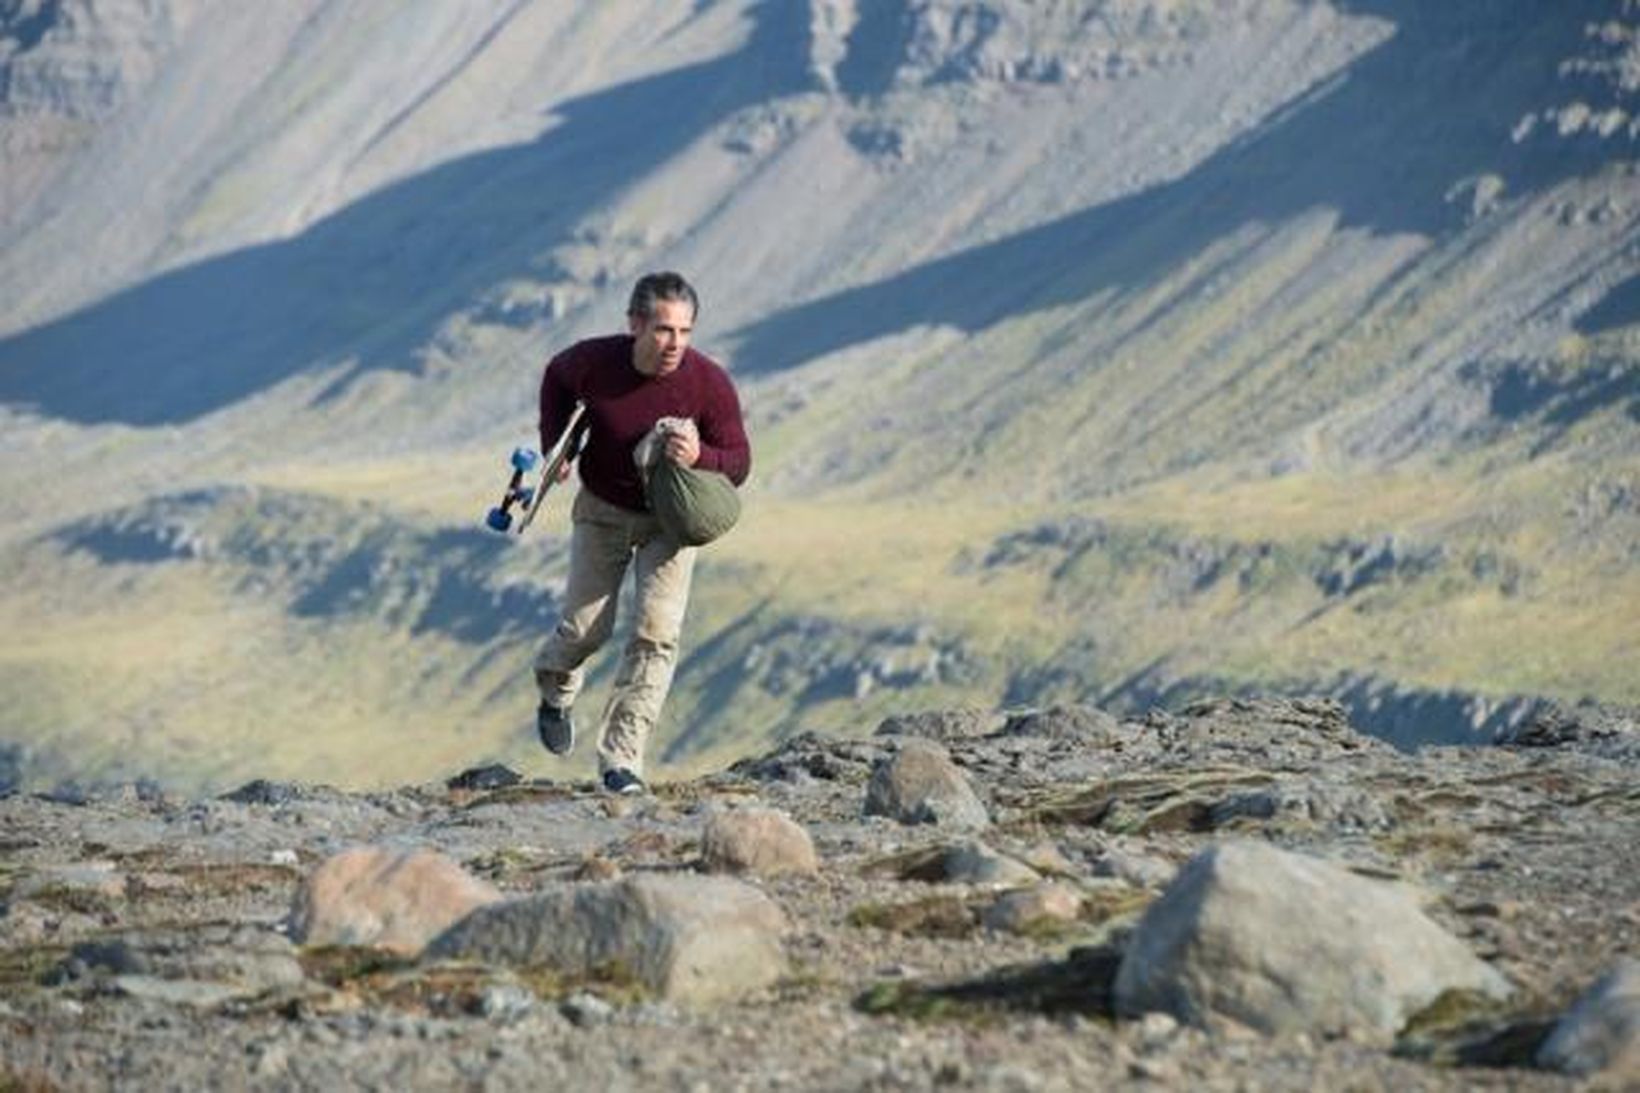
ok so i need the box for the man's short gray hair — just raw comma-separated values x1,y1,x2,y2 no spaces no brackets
628,271,699,322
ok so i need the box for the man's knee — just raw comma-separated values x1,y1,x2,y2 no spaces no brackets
618,635,679,684
633,592,689,648
628,632,677,655
553,612,615,658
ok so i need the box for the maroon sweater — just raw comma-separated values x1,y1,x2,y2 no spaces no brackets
539,334,751,513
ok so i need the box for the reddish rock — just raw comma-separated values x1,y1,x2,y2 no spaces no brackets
288,845,502,956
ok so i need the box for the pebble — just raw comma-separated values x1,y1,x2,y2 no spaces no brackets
561,992,615,1027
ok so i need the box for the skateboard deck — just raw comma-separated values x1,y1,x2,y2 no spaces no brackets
484,404,587,535
515,403,587,535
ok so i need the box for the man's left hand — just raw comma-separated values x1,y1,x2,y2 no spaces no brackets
665,429,700,467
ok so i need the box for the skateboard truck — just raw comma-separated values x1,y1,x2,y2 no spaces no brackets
483,403,587,535
486,447,541,532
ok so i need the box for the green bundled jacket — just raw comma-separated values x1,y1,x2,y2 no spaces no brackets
646,458,741,546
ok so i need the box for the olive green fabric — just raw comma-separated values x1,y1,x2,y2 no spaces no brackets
645,458,741,546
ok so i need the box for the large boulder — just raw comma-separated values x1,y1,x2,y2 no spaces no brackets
864,739,990,829
1537,959,1640,1080
424,873,788,1007
1114,841,1511,1042
700,807,819,877
288,845,503,955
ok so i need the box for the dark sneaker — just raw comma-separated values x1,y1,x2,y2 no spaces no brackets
600,767,645,796
536,702,575,755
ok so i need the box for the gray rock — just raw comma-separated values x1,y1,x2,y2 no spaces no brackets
446,764,523,792
477,984,536,1023
864,740,990,830
288,845,503,955
1209,780,1394,833
561,991,615,1027
1091,848,1177,890
57,925,304,1001
425,874,788,1007
111,975,240,1009
874,708,999,741
999,705,1122,743
220,779,308,806
939,841,1040,888
1537,958,1640,1079
982,883,1084,934
1114,841,1512,1042
700,806,819,877
16,861,126,901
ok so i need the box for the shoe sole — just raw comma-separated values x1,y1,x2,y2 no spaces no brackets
538,711,574,756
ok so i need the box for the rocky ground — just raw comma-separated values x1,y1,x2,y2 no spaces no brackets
1,696,1637,1091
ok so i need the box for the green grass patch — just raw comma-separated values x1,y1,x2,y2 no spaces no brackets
847,895,980,939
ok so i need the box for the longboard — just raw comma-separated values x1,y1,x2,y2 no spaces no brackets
514,403,587,535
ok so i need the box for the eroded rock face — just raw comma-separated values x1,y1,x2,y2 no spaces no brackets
1537,959,1640,1080
864,739,990,830
1114,841,1513,1042
424,874,788,1008
287,845,503,955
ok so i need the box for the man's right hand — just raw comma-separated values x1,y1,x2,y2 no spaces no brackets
556,459,574,483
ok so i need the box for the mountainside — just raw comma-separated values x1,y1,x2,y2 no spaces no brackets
0,0,1637,793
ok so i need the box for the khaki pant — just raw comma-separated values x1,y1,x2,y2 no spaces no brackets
533,489,697,777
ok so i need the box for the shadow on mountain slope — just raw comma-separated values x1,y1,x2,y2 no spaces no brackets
0,1,813,427
0,2,1613,426
55,487,568,644
1576,271,1640,336
727,0,1609,376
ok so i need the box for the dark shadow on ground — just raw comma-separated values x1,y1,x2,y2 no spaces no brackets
0,1,814,426
726,0,1609,376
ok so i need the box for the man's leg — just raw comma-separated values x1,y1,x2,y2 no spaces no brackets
533,492,632,714
595,530,697,782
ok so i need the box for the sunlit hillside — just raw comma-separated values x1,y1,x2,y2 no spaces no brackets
1,0,1636,793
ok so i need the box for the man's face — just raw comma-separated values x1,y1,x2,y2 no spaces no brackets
630,298,694,377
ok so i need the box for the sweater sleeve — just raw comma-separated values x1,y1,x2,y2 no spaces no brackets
538,347,580,453
694,367,751,486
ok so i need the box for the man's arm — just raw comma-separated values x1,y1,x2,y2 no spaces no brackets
691,369,751,486
538,347,580,454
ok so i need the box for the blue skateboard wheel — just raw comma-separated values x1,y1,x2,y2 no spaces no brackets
486,507,513,532
511,447,541,473
515,487,535,508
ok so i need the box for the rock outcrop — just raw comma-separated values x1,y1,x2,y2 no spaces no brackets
424,874,789,1008
0,697,1635,1088
1113,841,1513,1042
